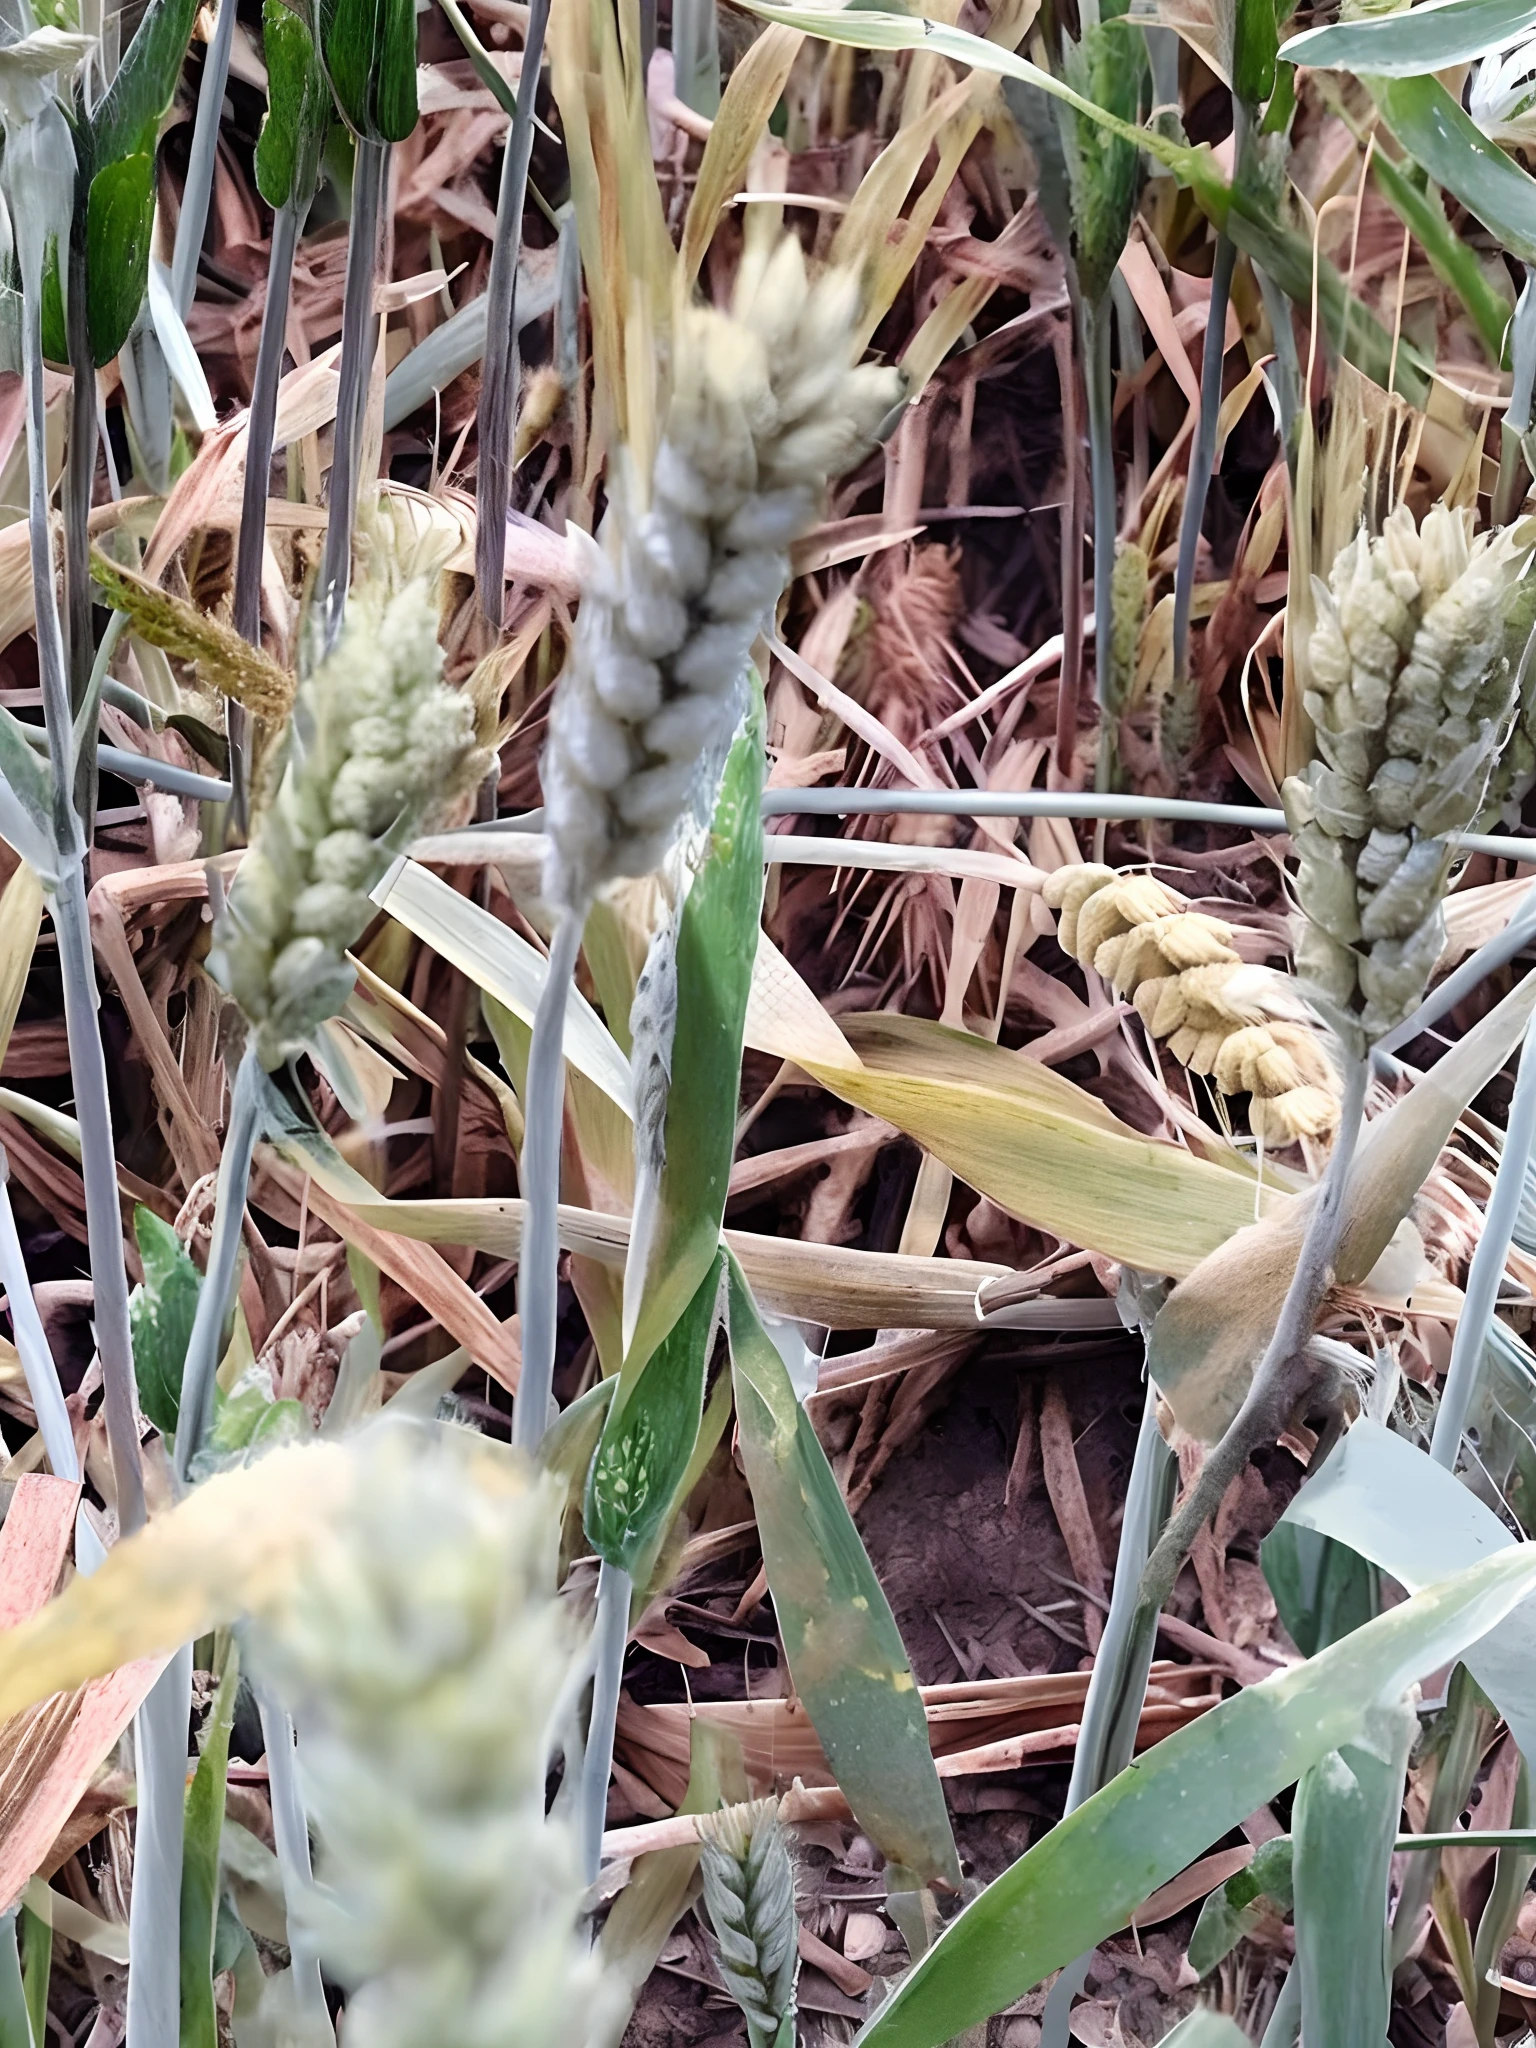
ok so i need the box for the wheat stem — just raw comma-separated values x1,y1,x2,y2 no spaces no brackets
174,1044,263,1481
1041,1381,1176,2048
1134,1048,1368,1619
1172,233,1236,689
255,1690,335,2043
514,905,582,1452
125,1642,194,2048
1083,294,1118,791
320,139,389,652
474,0,551,624
0,1148,77,1481
232,197,304,824
579,1560,632,1883
1430,1006,1536,1467
24,240,145,1527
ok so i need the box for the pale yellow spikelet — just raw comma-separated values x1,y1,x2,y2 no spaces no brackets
1074,872,1183,962
1149,911,1238,970
1042,862,1114,955
1250,1085,1342,1144
1046,862,1342,1144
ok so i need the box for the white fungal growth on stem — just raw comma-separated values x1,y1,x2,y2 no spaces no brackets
250,1421,618,2048
209,581,489,1066
541,234,904,913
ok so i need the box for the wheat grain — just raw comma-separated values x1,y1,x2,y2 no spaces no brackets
1044,864,1342,1141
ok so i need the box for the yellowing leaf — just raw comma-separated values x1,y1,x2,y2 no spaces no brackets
797,1016,1281,1279
0,1446,353,1725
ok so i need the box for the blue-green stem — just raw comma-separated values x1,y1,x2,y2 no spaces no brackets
15,160,145,1534
126,1642,194,2048
1042,1380,1176,2048
580,1559,632,1883
320,138,389,652
1473,1767,1533,2046
671,0,721,113
1136,1049,1369,1619
98,745,232,804
0,1909,29,2048
1494,266,1536,528
1430,1009,1536,1469
172,0,240,318
475,0,552,624
513,905,581,1453
0,1150,77,1481
174,1044,263,1482
1390,1662,1488,1968
256,1694,336,2042
1256,266,1301,468
1171,234,1236,691
233,198,304,824
1082,294,1118,791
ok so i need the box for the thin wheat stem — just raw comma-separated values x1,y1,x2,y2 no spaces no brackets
474,0,551,625
97,744,232,803
1390,1662,1484,1967
255,1690,336,2043
762,788,1288,827
1041,1380,1176,2048
1430,1008,1536,1468
51,880,146,1533
1067,1380,1178,1804
579,1559,632,1884
1135,1049,1369,1619
232,197,303,824
513,905,582,1452
174,1043,263,1482
1172,233,1235,688
125,1641,194,2048
1494,267,1536,527
172,0,240,317
20,178,146,1534
761,787,1536,868
63,229,97,787
1083,295,1118,791
0,1149,77,1481
320,138,389,652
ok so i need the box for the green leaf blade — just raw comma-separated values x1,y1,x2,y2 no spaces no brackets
726,1251,960,1891
1372,73,1536,267
179,1642,239,2048
585,1250,723,1574
130,1205,203,1438
624,700,765,1377
1292,1715,1413,2048
91,0,200,175
855,1545,1536,2048
1281,0,1536,77
85,154,157,367
255,0,332,209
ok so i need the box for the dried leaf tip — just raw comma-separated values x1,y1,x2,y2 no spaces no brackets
698,1797,800,2048
1285,502,1536,1036
1044,864,1342,1143
542,235,904,913
208,580,489,1067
